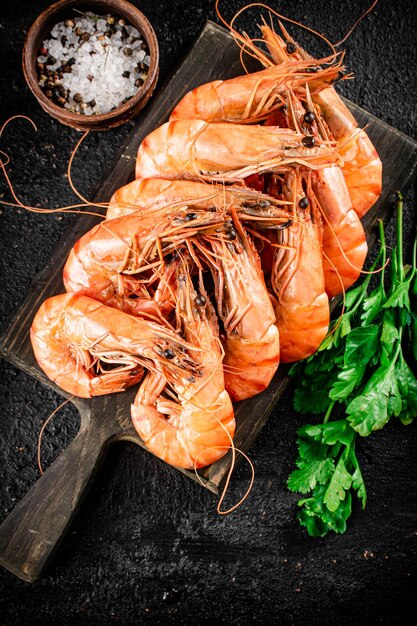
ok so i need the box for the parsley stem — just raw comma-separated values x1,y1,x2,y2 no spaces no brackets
378,219,387,297
323,400,336,424
395,192,404,283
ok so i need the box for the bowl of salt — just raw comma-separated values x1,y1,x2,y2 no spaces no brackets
22,0,159,130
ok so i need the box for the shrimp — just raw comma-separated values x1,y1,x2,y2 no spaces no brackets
172,73,366,298
135,119,340,183
31,293,200,398
314,165,368,297
270,171,329,362
203,210,280,401
106,177,288,220
63,206,229,319
282,90,368,297
261,23,382,218
170,59,342,123
131,260,235,469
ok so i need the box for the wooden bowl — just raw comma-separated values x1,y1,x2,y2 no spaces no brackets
22,0,159,131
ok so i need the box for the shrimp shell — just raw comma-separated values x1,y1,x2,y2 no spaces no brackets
131,261,235,469
31,293,199,398
207,212,280,401
106,177,287,220
135,119,340,183
170,61,342,123
271,171,329,362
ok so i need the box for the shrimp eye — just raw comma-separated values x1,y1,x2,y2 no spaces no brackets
286,41,297,54
302,136,316,148
224,221,234,232
226,229,237,241
303,111,315,125
195,294,206,307
305,66,319,73
185,212,198,221
163,349,175,359
299,197,309,209
258,200,271,208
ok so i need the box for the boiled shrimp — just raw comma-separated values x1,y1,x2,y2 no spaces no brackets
135,119,340,183
261,22,382,218
270,171,329,362
203,210,280,401
63,205,229,319
282,90,368,297
106,177,289,220
131,260,235,469
31,293,200,398
170,59,342,124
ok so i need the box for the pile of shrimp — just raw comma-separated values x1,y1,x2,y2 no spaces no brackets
28,1,382,476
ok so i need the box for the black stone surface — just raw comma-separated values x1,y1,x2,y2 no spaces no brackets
1,0,417,624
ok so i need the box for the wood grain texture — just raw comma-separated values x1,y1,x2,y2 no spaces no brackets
1,20,417,582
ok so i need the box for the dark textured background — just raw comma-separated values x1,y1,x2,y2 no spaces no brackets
1,1,417,624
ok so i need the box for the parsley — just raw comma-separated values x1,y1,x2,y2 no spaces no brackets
288,193,417,536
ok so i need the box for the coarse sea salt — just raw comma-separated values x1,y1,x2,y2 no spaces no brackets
37,12,150,115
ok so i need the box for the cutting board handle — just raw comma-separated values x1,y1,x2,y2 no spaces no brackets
0,409,115,583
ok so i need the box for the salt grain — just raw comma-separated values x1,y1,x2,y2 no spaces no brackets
37,11,150,115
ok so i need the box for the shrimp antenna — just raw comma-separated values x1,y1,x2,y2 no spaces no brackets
217,448,255,515
0,115,37,138
193,424,255,514
215,0,338,66
334,0,380,46
37,396,74,475
0,116,107,218
321,251,346,337
67,130,94,206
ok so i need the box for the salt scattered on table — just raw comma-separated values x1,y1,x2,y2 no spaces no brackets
37,12,150,115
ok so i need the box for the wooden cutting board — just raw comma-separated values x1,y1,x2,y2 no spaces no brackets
1,20,417,583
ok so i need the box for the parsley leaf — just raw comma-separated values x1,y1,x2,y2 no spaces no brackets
323,456,352,512
288,196,417,537
287,458,334,494
346,361,400,435
396,354,417,425
297,486,352,537
288,420,364,536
